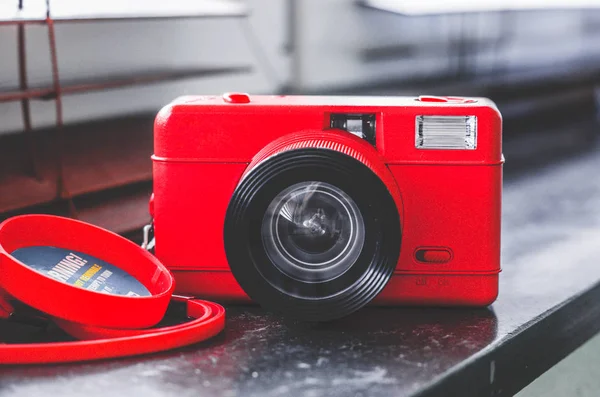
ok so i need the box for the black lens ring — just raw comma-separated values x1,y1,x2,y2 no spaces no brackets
224,148,401,321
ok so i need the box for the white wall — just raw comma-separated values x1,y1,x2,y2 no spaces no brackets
295,3,600,88
0,0,288,135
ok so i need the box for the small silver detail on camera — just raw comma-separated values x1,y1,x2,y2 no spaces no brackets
141,223,155,251
345,119,365,138
415,115,477,150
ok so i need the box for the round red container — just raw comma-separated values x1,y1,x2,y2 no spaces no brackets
0,215,175,329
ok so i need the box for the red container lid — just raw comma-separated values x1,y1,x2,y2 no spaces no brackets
0,214,175,329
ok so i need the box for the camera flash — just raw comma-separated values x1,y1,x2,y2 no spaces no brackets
415,115,477,150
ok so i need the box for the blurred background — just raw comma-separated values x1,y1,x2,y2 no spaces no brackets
1,0,600,238
1,1,600,393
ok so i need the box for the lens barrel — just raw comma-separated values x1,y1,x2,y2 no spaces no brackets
224,148,401,321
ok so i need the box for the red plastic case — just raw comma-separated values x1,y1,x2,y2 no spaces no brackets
151,94,503,307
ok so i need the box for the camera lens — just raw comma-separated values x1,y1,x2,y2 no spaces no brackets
224,147,401,321
261,182,365,282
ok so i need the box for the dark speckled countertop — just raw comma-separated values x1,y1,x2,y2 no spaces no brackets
2,145,600,397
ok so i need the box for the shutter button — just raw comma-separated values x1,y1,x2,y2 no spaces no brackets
418,95,476,104
223,92,250,104
418,95,449,103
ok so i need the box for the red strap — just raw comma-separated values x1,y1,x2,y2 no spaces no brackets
0,297,225,364
0,290,14,320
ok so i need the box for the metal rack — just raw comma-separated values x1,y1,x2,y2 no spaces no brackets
0,0,252,235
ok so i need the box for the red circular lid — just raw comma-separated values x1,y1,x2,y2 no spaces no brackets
0,215,175,329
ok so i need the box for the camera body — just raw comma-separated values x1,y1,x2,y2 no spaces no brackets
151,93,503,321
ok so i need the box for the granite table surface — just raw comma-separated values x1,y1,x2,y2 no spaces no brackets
2,145,600,397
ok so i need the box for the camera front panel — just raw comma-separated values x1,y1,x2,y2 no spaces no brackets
152,94,502,312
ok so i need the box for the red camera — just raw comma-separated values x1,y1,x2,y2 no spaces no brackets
150,93,503,321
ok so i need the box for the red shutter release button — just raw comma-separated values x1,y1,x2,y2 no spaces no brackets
418,95,448,103
418,95,476,104
223,92,251,104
